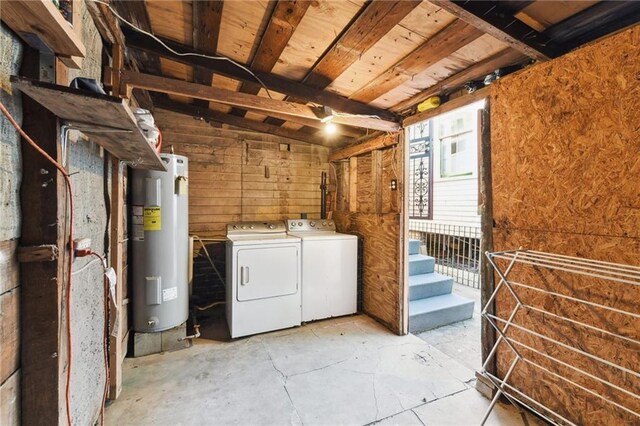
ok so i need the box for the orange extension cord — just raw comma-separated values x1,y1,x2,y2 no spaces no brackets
0,101,75,426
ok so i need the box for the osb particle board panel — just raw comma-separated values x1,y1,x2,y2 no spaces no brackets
155,109,329,238
492,228,640,425
491,25,640,239
270,0,364,81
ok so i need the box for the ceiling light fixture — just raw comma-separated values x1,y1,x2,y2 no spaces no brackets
325,122,337,135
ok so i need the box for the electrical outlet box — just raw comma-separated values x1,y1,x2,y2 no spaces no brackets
73,238,92,251
390,179,398,191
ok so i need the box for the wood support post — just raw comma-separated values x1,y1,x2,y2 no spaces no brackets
19,47,68,425
349,157,358,212
479,104,496,376
371,150,383,214
108,157,124,399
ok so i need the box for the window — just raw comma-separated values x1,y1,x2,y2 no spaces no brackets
437,107,476,178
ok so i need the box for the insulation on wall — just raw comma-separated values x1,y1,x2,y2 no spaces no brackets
490,25,640,424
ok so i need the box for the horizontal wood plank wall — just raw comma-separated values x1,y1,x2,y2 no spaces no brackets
332,136,404,334
155,109,329,238
490,25,640,425
0,240,20,426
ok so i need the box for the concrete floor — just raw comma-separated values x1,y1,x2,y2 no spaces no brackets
415,284,483,372
107,314,538,426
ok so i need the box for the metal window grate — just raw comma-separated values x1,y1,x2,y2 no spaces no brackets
409,221,481,288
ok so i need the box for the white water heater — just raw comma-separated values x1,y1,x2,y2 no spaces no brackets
131,154,189,332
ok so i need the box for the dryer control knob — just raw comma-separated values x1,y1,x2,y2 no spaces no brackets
322,221,327,226
298,222,303,226
250,225,254,229
241,225,247,230
268,224,275,229
309,221,316,227
329,221,334,226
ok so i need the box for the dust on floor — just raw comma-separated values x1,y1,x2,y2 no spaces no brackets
107,314,534,425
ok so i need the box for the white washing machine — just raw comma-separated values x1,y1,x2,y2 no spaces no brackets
287,219,358,322
226,221,301,338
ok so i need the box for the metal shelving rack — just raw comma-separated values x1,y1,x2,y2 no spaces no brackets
480,249,640,425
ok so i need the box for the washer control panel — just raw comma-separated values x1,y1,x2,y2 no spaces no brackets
287,219,336,232
227,221,287,235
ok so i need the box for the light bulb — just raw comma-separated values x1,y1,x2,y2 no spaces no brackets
325,122,337,135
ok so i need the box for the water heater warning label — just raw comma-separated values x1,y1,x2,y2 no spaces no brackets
162,286,178,302
144,207,162,231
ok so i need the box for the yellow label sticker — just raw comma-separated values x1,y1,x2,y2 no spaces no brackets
144,207,161,231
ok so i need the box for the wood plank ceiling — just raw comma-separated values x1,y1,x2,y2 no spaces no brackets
103,0,640,148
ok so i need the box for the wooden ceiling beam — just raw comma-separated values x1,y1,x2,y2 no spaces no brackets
429,1,557,61
544,1,640,52
303,0,421,90
391,48,528,114
110,0,161,74
349,19,483,104
118,70,400,132
328,133,399,162
121,27,401,122
192,0,224,108
232,0,312,117
151,95,342,147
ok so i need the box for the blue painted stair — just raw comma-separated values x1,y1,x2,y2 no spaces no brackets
408,239,474,333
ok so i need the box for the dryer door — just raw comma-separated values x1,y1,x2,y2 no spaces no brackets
236,245,299,301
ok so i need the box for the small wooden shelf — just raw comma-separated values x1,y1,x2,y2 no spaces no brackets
1,0,85,66
11,76,166,171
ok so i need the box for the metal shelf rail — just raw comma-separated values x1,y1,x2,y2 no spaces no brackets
479,249,640,425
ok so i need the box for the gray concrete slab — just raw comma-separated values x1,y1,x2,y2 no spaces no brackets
107,315,533,426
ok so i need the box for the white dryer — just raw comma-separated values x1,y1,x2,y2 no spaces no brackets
226,221,301,338
287,219,358,322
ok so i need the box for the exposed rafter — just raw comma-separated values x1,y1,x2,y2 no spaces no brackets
192,0,224,108
110,0,161,74
303,0,421,90
391,48,528,114
152,95,342,147
117,70,400,132
121,27,401,123
429,0,558,61
349,19,483,104
544,1,640,52
232,0,311,117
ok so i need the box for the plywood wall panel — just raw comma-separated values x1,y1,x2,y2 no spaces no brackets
156,109,329,239
330,135,404,334
490,25,640,425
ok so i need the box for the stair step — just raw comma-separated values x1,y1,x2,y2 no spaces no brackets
409,239,421,255
409,254,435,275
409,293,475,333
409,273,454,300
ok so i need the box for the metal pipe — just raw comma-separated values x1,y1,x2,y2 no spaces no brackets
320,171,327,219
